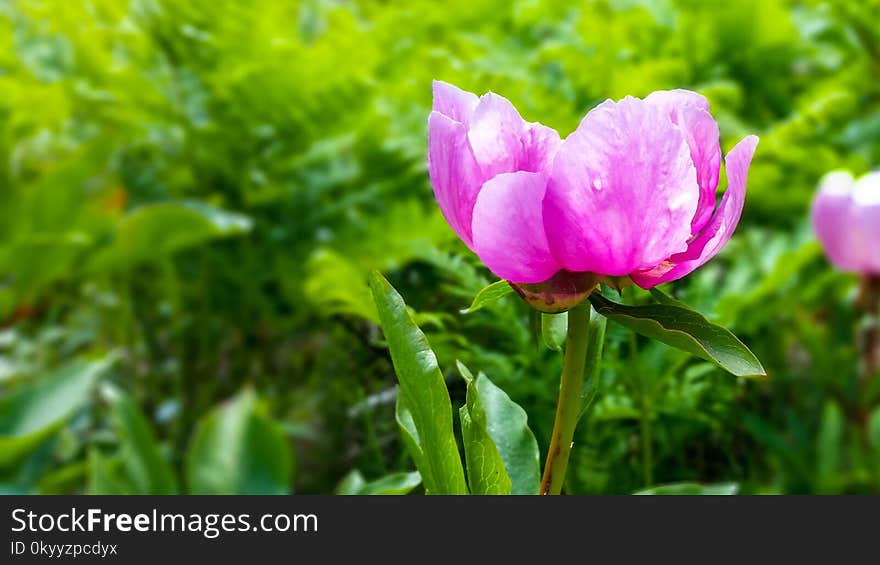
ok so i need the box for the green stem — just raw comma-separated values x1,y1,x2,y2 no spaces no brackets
857,276,880,445
540,303,591,495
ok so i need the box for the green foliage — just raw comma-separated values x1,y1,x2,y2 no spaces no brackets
186,389,294,494
542,313,568,352
589,291,766,378
369,272,467,495
634,482,740,495
97,389,179,494
458,362,541,495
0,358,111,468
85,202,252,273
1,0,879,494
462,280,515,314
336,470,422,495
459,372,513,495
578,311,607,420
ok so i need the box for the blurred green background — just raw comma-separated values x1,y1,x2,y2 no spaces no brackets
1,0,879,495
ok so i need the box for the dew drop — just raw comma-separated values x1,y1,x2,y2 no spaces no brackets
592,178,603,191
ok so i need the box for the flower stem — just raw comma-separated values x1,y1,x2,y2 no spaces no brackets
856,275,880,432
540,302,591,495
858,275,880,383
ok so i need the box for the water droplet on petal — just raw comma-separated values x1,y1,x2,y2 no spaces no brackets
592,178,603,191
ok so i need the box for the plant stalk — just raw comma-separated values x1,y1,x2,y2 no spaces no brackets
857,275,880,382
856,275,880,433
540,302,591,495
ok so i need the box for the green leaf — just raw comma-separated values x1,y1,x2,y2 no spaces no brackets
648,287,687,307
39,461,89,495
542,312,568,351
461,280,514,314
186,389,294,494
0,358,111,468
816,401,843,493
336,470,422,495
869,407,880,450
86,201,252,272
369,271,467,495
460,380,512,495
589,292,765,378
458,361,541,495
104,390,178,494
0,233,91,318
87,450,130,495
579,308,607,420
634,482,740,495
304,249,378,323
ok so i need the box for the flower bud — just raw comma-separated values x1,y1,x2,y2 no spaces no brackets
508,270,603,313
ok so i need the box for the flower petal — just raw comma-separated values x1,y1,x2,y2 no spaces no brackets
644,89,710,112
851,172,880,273
427,111,484,248
646,90,721,232
810,171,862,272
544,97,699,276
432,80,479,125
471,171,561,283
522,122,562,174
467,92,528,179
676,107,722,231
631,135,759,288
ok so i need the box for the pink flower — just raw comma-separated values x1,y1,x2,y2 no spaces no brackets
811,170,880,274
428,80,759,289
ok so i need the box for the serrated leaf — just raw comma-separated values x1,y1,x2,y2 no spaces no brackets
370,271,467,495
589,293,765,378
461,280,514,314
542,312,568,351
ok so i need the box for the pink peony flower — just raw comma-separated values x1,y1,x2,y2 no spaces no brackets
812,170,880,274
427,80,759,289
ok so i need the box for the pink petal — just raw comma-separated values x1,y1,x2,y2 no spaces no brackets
644,89,710,112
467,93,528,179
521,122,562,174
544,97,699,276
432,80,479,125
631,135,759,288
811,171,862,272
646,90,721,232
675,107,721,232
427,111,483,248
850,172,880,273
471,171,561,283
